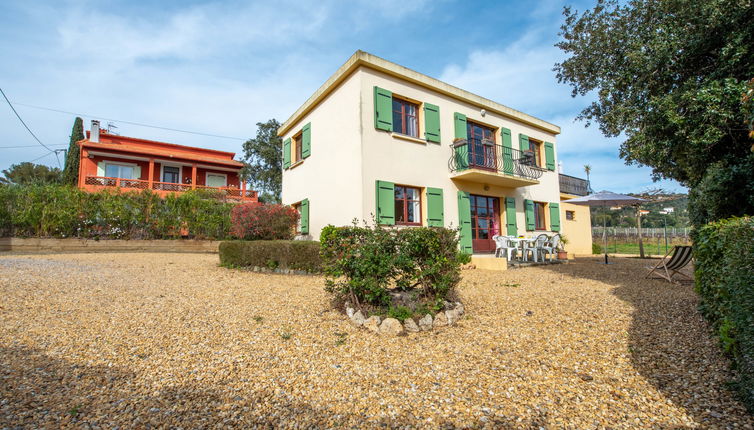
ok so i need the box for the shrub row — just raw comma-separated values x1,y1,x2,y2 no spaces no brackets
230,203,299,240
693,216,754,412
0,184,234,240
219,240,322,273
319,223,469,317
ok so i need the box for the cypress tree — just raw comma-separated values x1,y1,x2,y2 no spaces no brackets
62,117,84,185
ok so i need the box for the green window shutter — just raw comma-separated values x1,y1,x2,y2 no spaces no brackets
544,142,555,170
283,138,291,169
374,86,393,131
375,180,395,225
424,103,441,143
518,134,529,152
302,123,311,158
453,112,467,140
426,187,444,227
501,127,514,175
453,112,469,171
524,199,535,231
457,191,473,254
505,197,517,236
549,202,560,232
300,198,310,234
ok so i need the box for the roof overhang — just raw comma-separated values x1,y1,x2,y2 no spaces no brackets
278,50,561,137
80,141,244,168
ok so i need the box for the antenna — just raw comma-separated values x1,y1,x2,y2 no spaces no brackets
106,122,119,135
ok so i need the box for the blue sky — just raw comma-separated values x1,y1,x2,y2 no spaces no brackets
0,0,684,193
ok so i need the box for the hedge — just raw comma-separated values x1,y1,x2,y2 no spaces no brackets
219,240,322,273
694,216,754,412
0,184,233,240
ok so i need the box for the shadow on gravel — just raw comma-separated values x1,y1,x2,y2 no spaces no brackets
0,344,548,429
538,257,752,427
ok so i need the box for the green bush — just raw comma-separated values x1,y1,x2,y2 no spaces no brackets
592,242,602,254
693,216,754,412
0,184,233,240
219,240,322,273
319,223,465,318
688,154,754,228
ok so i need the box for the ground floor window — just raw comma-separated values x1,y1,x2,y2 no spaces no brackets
395,185,421,225
566,210,575,221
105,163,135,179
292,202,302,233
534,202,547,230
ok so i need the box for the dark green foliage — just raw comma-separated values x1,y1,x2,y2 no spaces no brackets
62,117,84,186
241,119,283,203
1,162,62,185
693,216,754,411
387,305,412,322
556,0,754,223
0,184,233,239
218,240,322,273
688,154,754,227
592,242,602,254
319,223,465,317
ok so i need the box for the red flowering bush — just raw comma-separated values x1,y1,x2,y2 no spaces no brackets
230,203,299,240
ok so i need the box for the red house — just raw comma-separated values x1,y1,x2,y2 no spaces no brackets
77,121,257,202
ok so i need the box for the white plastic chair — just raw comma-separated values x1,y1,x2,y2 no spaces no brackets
523,234,549,262
493,235,517,261
540,234,561,262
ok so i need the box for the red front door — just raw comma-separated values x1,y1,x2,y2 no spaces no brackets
470,194,500,253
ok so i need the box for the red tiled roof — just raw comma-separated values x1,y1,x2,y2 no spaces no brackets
79,141,245,168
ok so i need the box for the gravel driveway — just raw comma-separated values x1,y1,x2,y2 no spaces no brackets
1,253,751,428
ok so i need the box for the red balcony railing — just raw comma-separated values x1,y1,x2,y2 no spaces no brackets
84,176,257,201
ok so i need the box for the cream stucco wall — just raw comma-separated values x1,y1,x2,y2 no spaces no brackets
359,67,562,238
560,194,594,255
280,72,363,239
281,59,586,251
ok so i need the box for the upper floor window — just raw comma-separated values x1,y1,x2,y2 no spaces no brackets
392,98,418,138
395,185,421,225
565,210,575,221
528,138,543,168
106,163,135,179
534,201,547,230
293,133,303,164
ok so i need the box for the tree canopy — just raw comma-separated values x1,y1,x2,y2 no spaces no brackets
1,162,62,185
241,119,282,203
62,117,84,185
555,0,754,187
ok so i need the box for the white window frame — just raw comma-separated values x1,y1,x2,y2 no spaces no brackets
160,164,183,184
104,161,138,179
205,172,227,188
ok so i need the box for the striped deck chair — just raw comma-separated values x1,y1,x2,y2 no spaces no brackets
645,245,694,284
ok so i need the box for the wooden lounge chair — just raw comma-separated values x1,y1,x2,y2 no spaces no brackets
646,245,693,284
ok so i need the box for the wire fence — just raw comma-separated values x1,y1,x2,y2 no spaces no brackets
592,227,691,239
591,227,692,256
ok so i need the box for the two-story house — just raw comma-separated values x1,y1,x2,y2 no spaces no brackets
279,51,591,264
77,120,258,202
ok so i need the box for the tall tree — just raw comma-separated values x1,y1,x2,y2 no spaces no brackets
1,162,62,185
555,0,754,224
62,117,84,185
241,119,283,203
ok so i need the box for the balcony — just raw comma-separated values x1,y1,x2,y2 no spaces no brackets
559,174,591,196
448,138,546,188
83,176,257,201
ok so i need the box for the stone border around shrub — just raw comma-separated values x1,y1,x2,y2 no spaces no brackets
243,266,316,276
344,302,465,336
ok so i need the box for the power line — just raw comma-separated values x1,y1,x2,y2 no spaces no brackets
28,150,56,163
11,101,247,141
0,144,67,149
0,88,59,166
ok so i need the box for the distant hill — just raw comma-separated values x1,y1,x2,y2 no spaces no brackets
590,193,689,228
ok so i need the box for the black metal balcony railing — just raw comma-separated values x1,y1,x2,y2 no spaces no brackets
559,173,591,196
448,138,546,181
